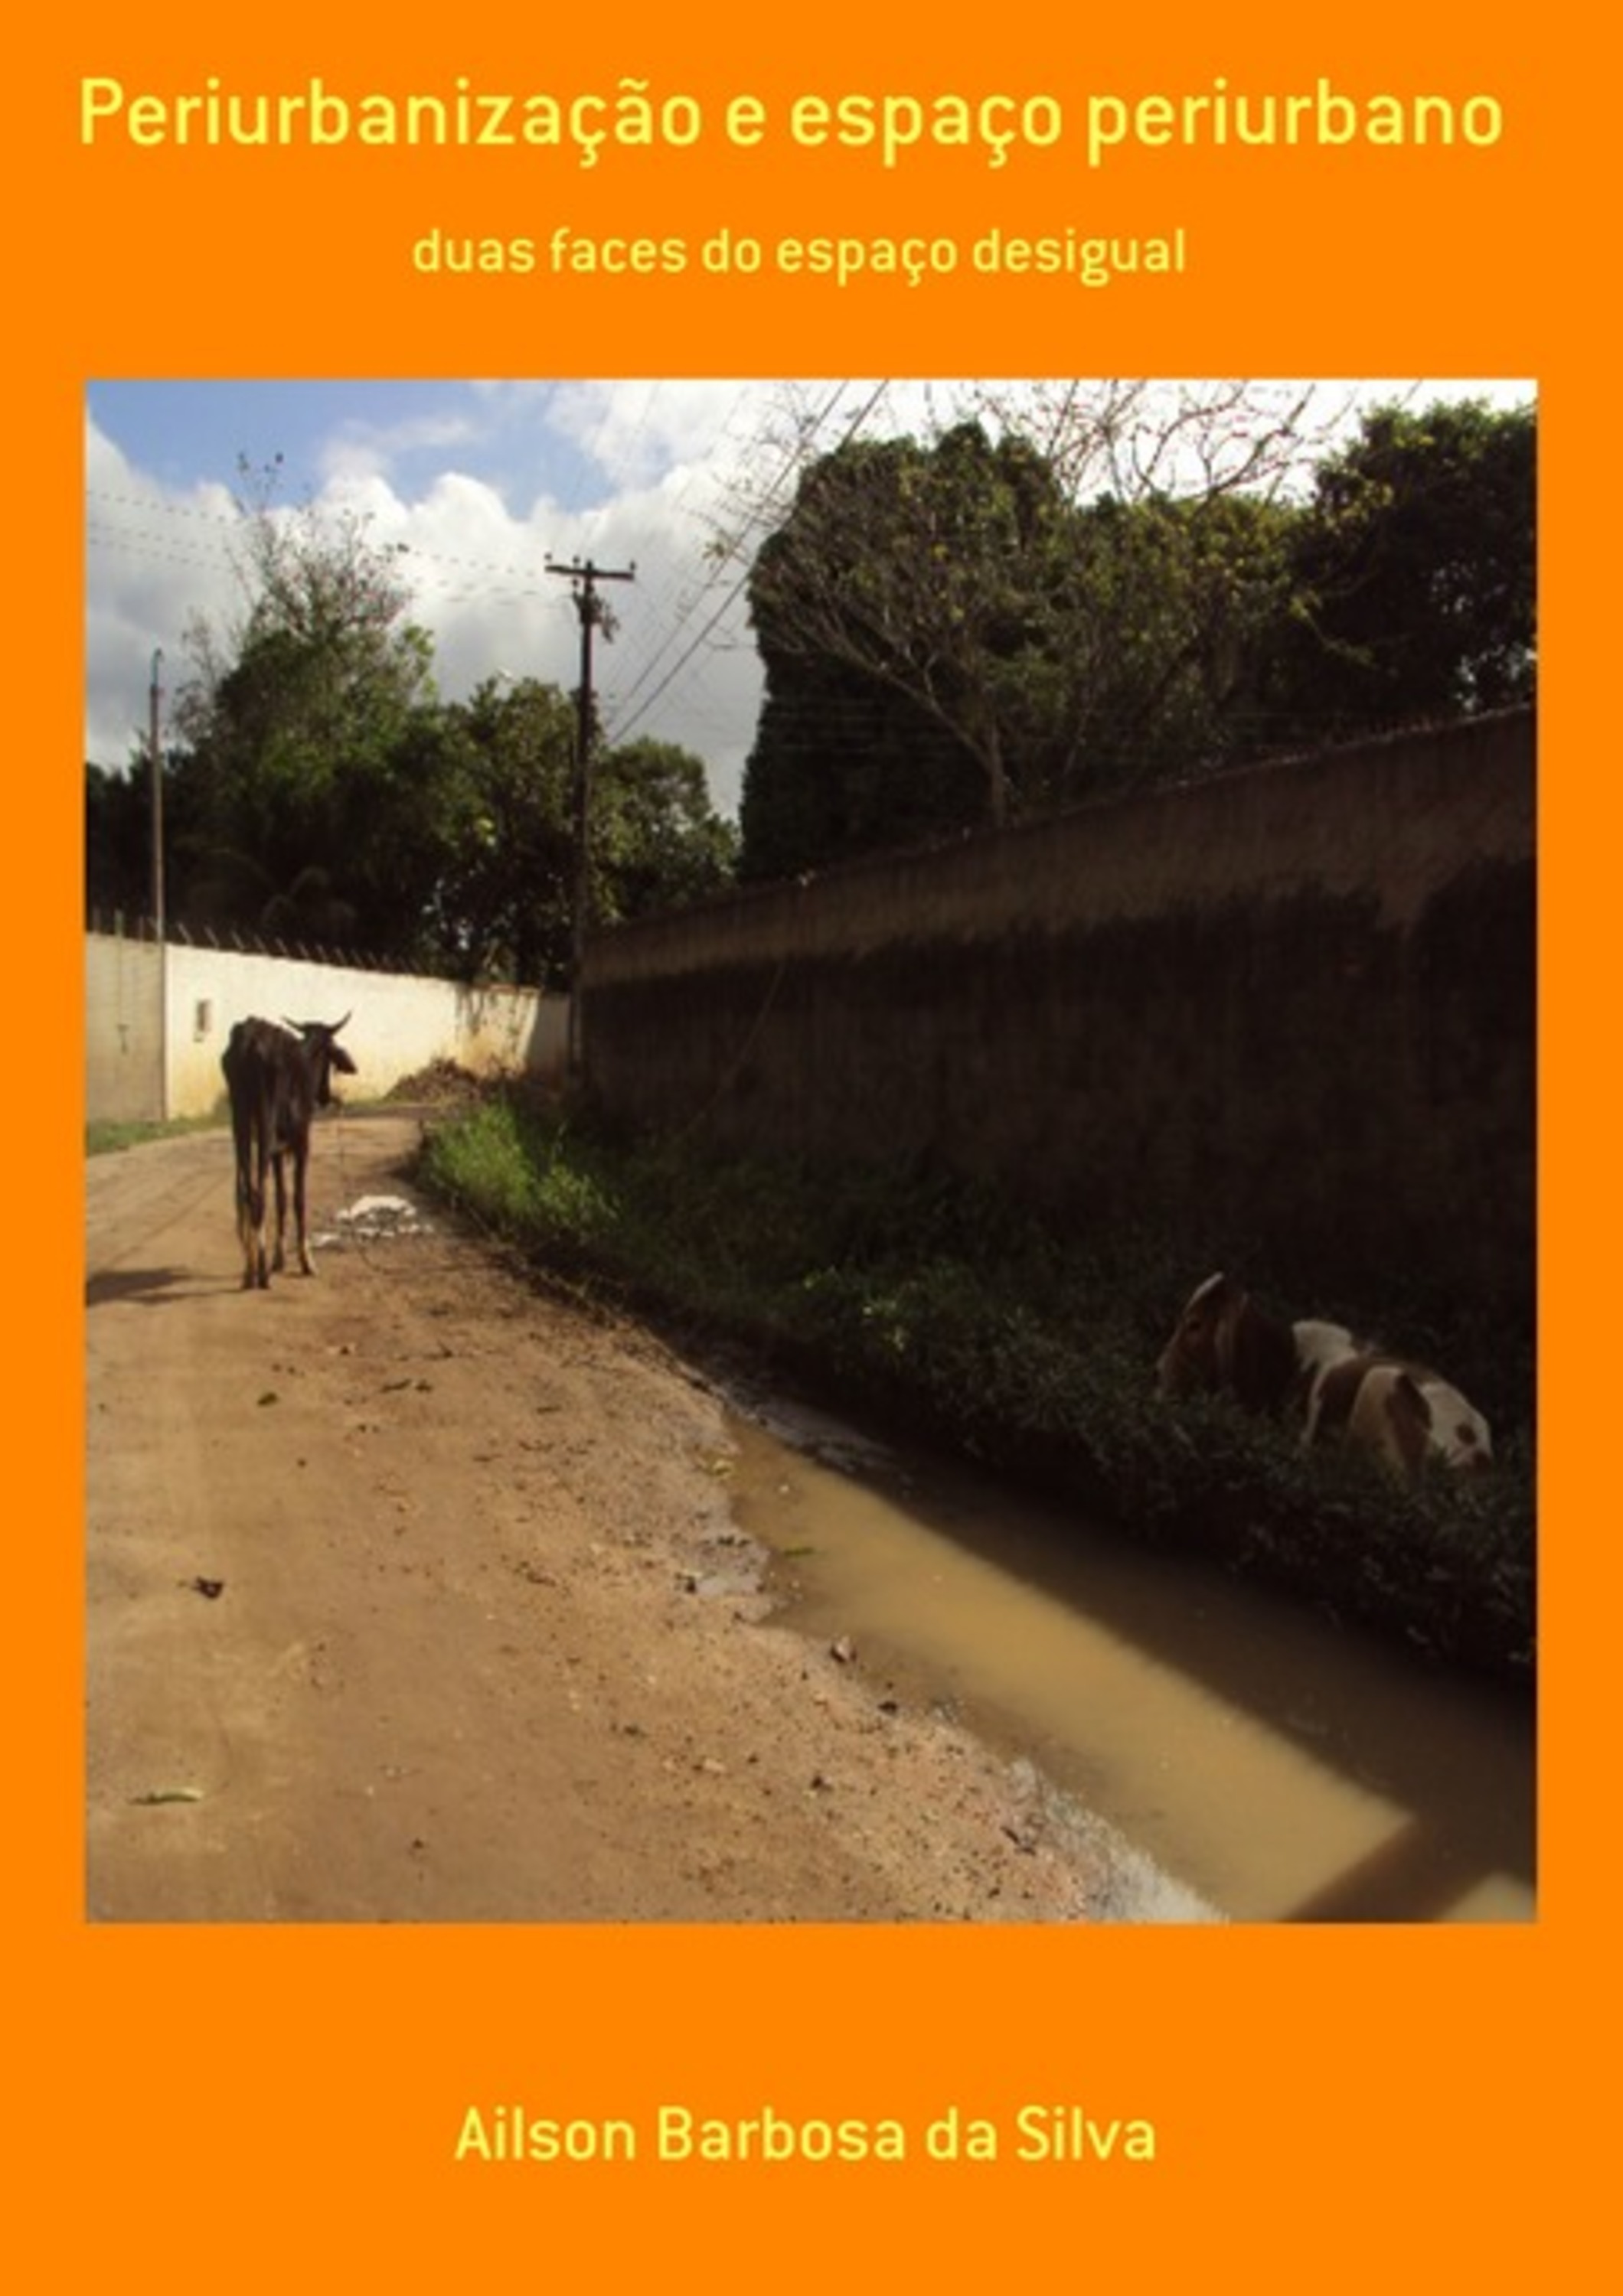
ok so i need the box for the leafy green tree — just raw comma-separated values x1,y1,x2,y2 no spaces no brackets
86,760,158,919
739,660,985,882
745,423,1075,833
407,687,739,987
735,394,1535,882
430,676,579,985
1274,398,1536,741
170,484,441,953
594,738,740,921
738,422,1300,874
1038,488,1300,798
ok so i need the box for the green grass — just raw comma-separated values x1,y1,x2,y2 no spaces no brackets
87,1114,223,1156
415,1092,1536,1684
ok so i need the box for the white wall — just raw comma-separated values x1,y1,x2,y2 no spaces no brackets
86,931,165,1124
86,932,568,1124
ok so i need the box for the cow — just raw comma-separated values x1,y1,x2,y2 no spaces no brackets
221,1015,356,1290
1157,1271,1492,1479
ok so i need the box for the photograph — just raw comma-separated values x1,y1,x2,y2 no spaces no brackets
84,376,1535,1926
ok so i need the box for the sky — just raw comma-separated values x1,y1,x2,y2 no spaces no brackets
84,377,1534,817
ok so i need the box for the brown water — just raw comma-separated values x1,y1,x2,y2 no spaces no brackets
727,1398,1535,1924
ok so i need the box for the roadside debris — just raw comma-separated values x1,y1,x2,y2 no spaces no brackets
316,1195,436,1251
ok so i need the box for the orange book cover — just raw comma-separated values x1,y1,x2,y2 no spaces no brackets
15,2,1597,2285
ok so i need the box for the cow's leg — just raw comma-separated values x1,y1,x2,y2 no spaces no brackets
269,1150,289,1274
230,1101,260,1288
251,1137,272,1287
292,1144,317,1274
236,1168,258,1288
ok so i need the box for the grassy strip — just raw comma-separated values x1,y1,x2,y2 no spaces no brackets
416,1092,1535,1684
87,1115,223,1157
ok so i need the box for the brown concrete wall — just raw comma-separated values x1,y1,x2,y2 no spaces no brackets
583,712,1535,1319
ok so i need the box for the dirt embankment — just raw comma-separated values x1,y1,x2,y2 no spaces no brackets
87,1111,1198,1924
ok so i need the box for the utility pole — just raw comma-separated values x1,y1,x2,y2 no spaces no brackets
149,648,169,1121
149,647,165,944
546,555,636,1080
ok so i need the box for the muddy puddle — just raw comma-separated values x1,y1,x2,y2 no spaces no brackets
725,1396,1535,1924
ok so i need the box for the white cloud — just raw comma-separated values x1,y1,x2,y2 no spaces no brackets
84,422,247,771
315,409,483,489
84,386,775,808
539,378,766,492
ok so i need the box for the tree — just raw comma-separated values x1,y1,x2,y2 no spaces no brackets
429,676,580,985
739,657,985,882
745,423,1075,832
85,760,159,919
168,473,441,953
1034,487,1300,797
968,377,1345,509
733,390,1536,883
408,688,739,987
1274,398,1536,742
594,738,740,921
737,418,1301,875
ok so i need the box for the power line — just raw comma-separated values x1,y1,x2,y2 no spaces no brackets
603,380,893,748
87,381,917,782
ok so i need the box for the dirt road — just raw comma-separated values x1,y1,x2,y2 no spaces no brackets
87,1109,1162,1924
